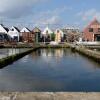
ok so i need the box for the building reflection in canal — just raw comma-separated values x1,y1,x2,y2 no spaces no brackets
0,48,99,91
0,48,29,59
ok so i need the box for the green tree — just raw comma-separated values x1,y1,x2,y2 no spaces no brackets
51,33,55,41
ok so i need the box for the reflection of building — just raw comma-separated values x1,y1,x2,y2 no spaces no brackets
55,49,63,58
83,18,100,41
30,50,41,59
41,49,63,58
55,29,64,43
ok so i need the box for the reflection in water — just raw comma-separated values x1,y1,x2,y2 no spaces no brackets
41,49,64,58
0,48,99,92
0,48,29,59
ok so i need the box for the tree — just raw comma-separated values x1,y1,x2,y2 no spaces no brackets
51,33,55,41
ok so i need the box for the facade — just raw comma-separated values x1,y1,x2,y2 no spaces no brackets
21,27,34,43
63,27,79,33
42,27,53,42
42,26,53,35
83,18,100,41
0,24,9,34
0,24,10,42
0,33,10,42
8,26,20,42
62,27,80,42
55,29,64,43
32,27,41,43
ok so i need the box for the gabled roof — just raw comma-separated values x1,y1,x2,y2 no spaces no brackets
20,27,31,33
0,24,9,32
12,26,20,32
3,27,9,32
33,27,41,33
42,26,53,35
83,18,100,32
25,27,31,32
89,18,100,26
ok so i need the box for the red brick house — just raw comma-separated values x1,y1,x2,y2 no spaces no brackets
83,18,100,41
21,27,35,43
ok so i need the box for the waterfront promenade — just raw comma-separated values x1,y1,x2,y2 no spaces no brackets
0,92,100,100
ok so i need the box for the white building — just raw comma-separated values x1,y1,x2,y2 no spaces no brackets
0,24,9,34
20,27,30,33
42,27,53,35
8,26,20,41
0,24,10,41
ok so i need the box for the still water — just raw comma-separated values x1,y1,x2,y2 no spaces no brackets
0,48,100,92
0,48,30,59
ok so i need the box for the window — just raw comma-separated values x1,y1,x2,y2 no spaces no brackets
12,29,14,31
89,28,93,32
98,28,100,32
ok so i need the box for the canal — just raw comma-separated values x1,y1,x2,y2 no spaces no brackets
0,48,30,59
0,48,100,92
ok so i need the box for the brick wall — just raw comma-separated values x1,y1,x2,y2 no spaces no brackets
83,19,100,41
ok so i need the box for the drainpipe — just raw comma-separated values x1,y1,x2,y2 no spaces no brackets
18,34,20,42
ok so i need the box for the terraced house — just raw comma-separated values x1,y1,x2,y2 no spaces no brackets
0,24,10,42
8,26,20,42
21,27,34,43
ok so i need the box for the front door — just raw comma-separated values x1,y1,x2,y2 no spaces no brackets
95,34,100,41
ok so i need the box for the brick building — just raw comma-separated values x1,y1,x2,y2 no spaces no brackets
21,27,35,43
83,18,100,41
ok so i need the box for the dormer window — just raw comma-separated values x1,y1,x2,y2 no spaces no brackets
46,30,48,34
12,28,14,31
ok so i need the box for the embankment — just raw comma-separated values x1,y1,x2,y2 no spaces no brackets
75,47,100,63
0,47,39,68
67,43,100,63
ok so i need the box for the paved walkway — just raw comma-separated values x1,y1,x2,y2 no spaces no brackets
0,92,100,100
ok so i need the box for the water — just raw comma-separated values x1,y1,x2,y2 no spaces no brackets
0,48,100,92
0,48,30,59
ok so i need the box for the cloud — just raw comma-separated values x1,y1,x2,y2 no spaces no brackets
33,6,71,24
35,15,61,25
0,1,72,29
0,0,46,18
76,9,100,21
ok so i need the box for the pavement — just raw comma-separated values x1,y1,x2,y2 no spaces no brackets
0,92,100,100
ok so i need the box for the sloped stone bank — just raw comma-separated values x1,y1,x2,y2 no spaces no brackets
0,47,39,68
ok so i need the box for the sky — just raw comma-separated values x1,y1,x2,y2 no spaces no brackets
0,0,100,30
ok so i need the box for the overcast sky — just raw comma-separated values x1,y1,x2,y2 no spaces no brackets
0,0,100,30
